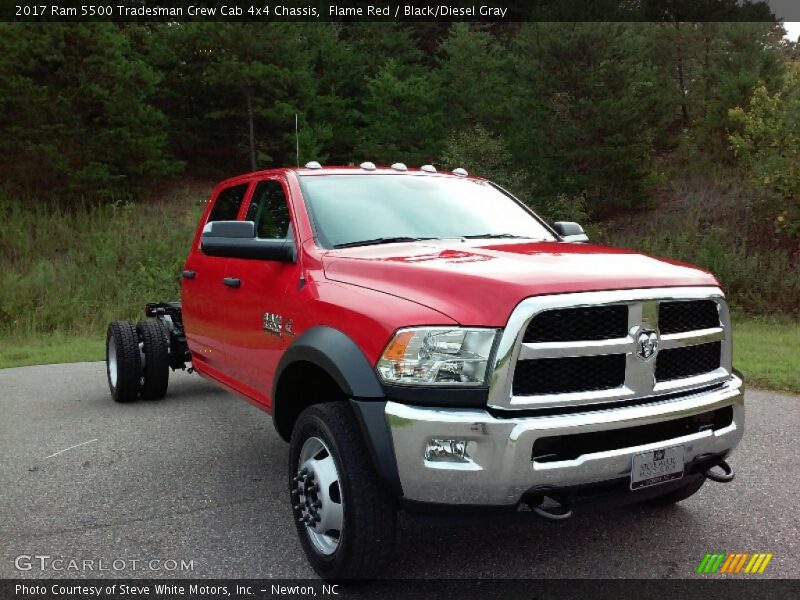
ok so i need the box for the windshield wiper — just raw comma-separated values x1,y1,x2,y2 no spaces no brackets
333,236,437,249
462,233,532,239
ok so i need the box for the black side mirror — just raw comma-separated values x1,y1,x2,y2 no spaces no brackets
201,220,295,262
553,221,589,243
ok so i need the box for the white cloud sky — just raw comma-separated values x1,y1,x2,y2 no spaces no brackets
769,1,800,40
783,22,800,41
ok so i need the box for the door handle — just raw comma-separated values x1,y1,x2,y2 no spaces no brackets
182,270,196,279
223,277,241,288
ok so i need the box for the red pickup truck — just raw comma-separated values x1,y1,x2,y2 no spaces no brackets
105,163,743,579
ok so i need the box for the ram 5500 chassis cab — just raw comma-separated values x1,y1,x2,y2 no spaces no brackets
106,163,743,579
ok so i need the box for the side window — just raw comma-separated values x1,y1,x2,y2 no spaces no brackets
208,184,248,223
245,180,291,239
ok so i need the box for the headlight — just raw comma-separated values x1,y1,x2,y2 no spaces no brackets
377,327,498,386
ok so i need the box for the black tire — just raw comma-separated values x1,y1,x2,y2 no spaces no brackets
136,319,170,400
289,403,397,580
106,321,141,403
644,476,706,507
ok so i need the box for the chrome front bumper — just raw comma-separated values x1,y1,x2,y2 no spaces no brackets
386,376,744,505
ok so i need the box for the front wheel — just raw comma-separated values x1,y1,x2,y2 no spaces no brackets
288,403,397,579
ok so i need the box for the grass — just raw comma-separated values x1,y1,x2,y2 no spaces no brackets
2,321,797,394
732,319,800,394
0,333,104,369
0,183,206,338
594,173,800,318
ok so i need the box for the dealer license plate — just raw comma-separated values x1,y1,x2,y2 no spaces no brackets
630,445,685,490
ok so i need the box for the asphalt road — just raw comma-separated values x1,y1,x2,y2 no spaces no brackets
1,362,797,579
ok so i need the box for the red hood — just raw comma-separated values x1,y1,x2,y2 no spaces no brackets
321,240,718,326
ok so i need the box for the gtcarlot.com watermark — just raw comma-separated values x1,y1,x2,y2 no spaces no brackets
14,555,195,573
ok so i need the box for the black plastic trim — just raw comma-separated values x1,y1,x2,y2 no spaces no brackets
400,499,518,515
272,326,384,402
202,235,296,262
382,384,489,408
349,399,403,496
400,477,701,515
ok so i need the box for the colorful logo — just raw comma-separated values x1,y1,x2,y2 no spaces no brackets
697,552,773,574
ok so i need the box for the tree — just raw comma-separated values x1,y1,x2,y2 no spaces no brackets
729,72,800,237
441,125,525,191
437,24,510,132
0,23,181,199
507,23,673,214
143,23,324,174
357,60,443,165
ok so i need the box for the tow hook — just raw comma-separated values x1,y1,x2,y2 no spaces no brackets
704,459,735,483
528,495,574,521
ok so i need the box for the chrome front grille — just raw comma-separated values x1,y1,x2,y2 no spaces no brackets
487,287,732,411
655,341,722,382
522,305,628,342
658,300,720,334
513,354,626,395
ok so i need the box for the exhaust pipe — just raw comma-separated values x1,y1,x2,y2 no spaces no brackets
704,459,734,483
528,495,574,521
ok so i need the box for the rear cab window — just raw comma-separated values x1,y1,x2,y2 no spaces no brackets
207,183,249,223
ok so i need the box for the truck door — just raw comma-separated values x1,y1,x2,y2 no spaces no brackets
181,182,250,380
224,177,300,406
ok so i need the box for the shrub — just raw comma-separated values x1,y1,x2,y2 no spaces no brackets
0,195,201,337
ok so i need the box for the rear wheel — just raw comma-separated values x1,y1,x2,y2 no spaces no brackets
288,403,397,579
106,321,141,403
136,319,170,400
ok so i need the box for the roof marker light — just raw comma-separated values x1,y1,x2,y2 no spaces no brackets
360,161,376,170
305,161,322,169
421,165,437,173
452,167,468,176
391,162,408,171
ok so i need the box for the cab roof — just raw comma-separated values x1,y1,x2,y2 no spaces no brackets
215,164,484,188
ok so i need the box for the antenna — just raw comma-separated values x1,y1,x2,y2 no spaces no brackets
295,114,299,167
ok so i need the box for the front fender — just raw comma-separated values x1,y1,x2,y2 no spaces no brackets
272,326,402,495
272,326,384,401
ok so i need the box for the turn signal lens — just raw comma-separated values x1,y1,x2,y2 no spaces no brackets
383,330,415,361
377,327,498,386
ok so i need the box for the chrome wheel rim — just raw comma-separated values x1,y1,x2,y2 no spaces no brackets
293,436,343,556
107,336,118,388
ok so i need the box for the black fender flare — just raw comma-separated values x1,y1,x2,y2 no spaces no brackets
272,326,402,495
272,326,384,402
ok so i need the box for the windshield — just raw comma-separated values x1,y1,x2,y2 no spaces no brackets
298,174,556,248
